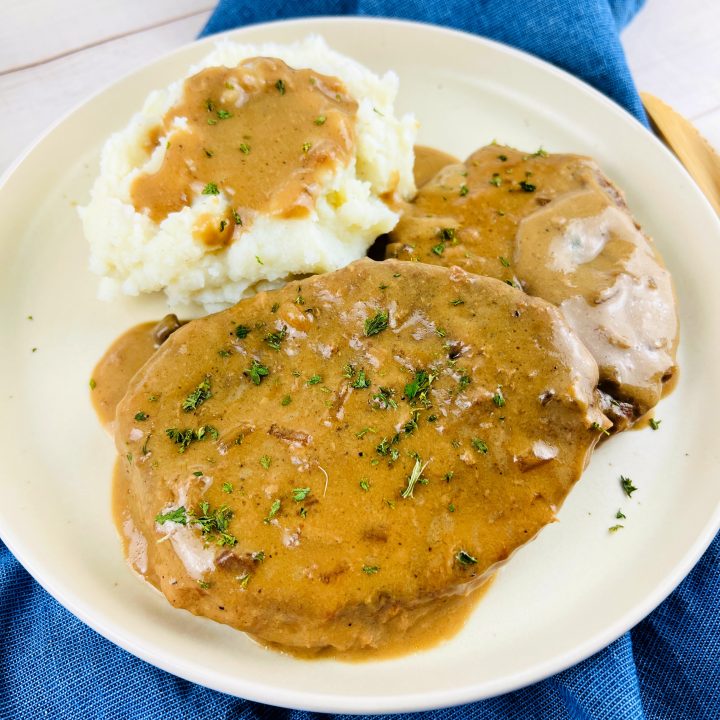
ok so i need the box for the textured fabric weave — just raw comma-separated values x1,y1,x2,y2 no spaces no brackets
3,1,719,718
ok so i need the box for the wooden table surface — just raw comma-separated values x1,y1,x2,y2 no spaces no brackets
1,0,718,176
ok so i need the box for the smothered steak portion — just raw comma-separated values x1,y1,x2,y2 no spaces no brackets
388,145,678,427
115,258,607,651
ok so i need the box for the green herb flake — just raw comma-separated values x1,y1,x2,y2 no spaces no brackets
302,142,312,153
264,326,287,351
89,378,97,390
492,386,506,408
182,376,212,412
364,310,389,337
359,479,370,492
372,387,397,410
203,148,214,158
255,255,264,265
448,503,456,513
438,227,456,241
450,298,465,306
216,109,232,120
292,487,311,502
401,457,428,499
519,180,536,192
275,79,286,95
591,421,611,436
649,418,662,430
620,475,637,497
235,324,251,339
498,154,508,161
314,115,326,125
616,509,626,519
459,184,469,197
244,360,270,385
362,565,380,575
490,174,502,187
432,243,445,256
193,471,204,477
609,524,624,533
197,580,211,589
307,374,322,386
281,395,292,406
499,256,510,268
351,369,371,389
471,438,489,454
155,506,187,525
456,550,477,566
533,147,549,157
134,411,148,422
232,210,243,226
271,302,280,313
260,455,271,470
202,182,219,195
194,501,236,546
405,370,436,405
264,498,281,524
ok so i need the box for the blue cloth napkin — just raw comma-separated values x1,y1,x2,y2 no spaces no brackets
3,2,719,718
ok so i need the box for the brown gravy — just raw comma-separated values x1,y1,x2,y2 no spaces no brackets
413,145,460,188
131,57,357,246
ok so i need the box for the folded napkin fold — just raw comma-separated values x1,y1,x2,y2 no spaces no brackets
3,2,719,719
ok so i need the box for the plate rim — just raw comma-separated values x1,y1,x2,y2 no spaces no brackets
1,15,719,714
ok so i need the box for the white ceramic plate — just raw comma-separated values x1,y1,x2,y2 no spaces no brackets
1,17,719,714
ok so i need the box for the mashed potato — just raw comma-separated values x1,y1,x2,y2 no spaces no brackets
80,36,417,312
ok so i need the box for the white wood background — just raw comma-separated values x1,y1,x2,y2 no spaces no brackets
1,0,718,177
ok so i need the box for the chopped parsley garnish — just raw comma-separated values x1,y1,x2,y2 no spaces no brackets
192,471,204,477
490,174,502,187
620,475,637,497
264,499,281,523
519,180,536,192
591,421,611,436
438,227,456,241
448,503,455,513
405,370,436,406
458,370,471,391
203,148,214,158
197,580,211,589
455,550,477,566
194,501,236,546
216,108,232,119
616,509,626,519
492,386,506,408
165,427,207,453
362,565,380,575
134,411,148,422
498,154,508,161
255,255,264,265
401,457,428,499
499,256,510,268
533,147,549,157
403,411,420,435
275,79,286,95
302,142,312,153
372,387,397,410
307,374,322,386
264,326,287,351
260,455,271,470
252,551,265,563
155,506,188,525
459,184,469,197
314,115,326,125
232,210,243,225
271,302,279,313
649,418,661,430
471,438,489,454
222,482,233,494
432,243,445,256
450,298,465,306
182,376,212,412
204,99,215,112
364,310,389,337
244,360,270,385
281,395,292,406
292,487,311,502
351,369,371,389
235,324,251,339
359,479,370,492
237,574,251,589
202,182,219,195
89,378,96,390
609,524,624,533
